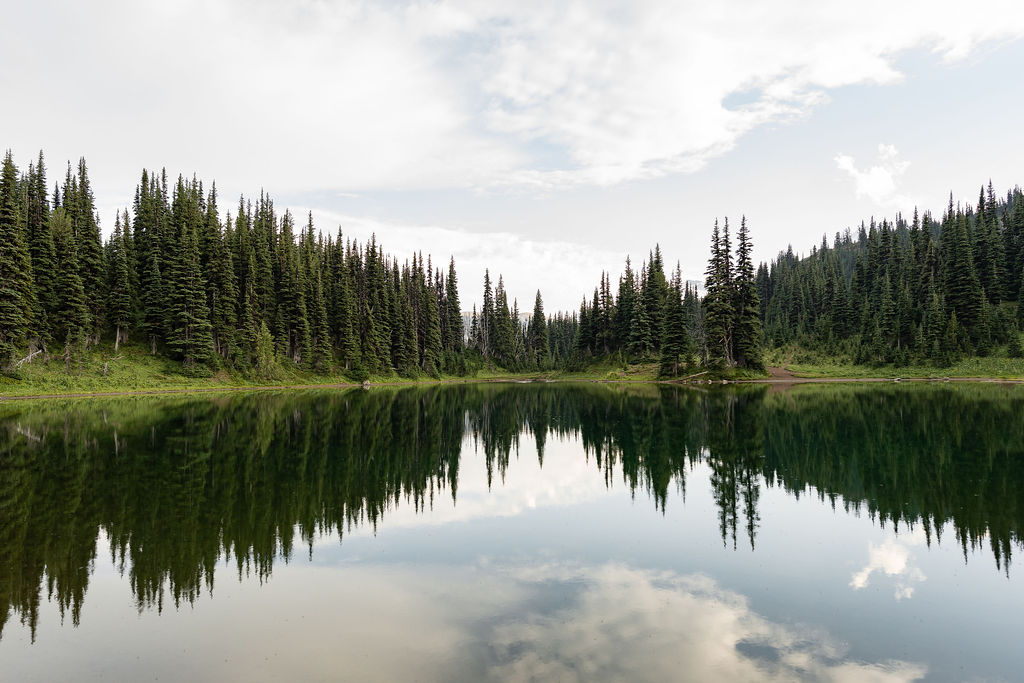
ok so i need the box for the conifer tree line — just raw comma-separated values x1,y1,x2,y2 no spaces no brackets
573,216,764,374
0,151,479,378
34,149,1024,378
0,150,769,378
759,182,1024,365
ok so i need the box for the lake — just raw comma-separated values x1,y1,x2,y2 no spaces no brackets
1,382,1022,682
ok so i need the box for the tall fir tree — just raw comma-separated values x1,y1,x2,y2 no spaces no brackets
659,264,694,376
49,208,90,357
165,178,214,368
0,152,34,365
732,216,764,369
528,290,549,368
69,158,106,342
704,220,735,367
445,257,464,353
107,211,134,350
25,152,57,340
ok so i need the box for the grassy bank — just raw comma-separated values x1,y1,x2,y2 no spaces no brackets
0,343,542,398
765,343,1024,379
0,344,765,399
781,357,1024,379
9,340,1024,401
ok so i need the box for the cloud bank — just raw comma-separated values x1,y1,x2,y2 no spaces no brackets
4,0,1024,196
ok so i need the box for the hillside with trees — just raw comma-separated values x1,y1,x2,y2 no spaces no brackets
759,183,1024,366
2,148,1023,388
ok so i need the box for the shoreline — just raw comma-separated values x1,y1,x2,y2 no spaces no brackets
3,370,1024,402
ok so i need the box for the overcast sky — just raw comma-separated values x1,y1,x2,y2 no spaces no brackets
4,0,1024,311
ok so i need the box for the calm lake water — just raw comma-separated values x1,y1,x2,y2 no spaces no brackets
1,383,1022,682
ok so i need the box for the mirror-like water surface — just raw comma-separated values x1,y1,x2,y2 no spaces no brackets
1,383,1022,681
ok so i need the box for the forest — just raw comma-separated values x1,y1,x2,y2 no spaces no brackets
760,183,1024,365
1,148,1022,382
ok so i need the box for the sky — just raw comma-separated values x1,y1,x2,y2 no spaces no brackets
4,0,1024,311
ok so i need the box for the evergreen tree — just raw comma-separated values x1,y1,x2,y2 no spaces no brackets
165,178,214,369
644,246,669,352
628,267,654,358
336,242,359,370
25,152,57,340
732,216,763,369
253,320,277,378
492,275,515,366
616,258,637,352
310,268,332,373
704,220,735,367
68,158,106,342
481,270,494,359
0,152,34,366
107,212,134,350
528,290,549,368
659,265,694,376
49,208,90,358
395,279,419,374
445,257,463,353
203,187,239,359
134,169,169,354
419,267,443,376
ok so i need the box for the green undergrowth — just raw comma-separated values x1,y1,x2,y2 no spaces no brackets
0,343,637,398
767,342,1024,379
785,357,1024,379
0,343,518,397
546,360,660,382
12,340,1023,400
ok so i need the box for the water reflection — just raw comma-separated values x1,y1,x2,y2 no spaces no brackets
1,382,1022,645
850,530,928,600
484,563,927,682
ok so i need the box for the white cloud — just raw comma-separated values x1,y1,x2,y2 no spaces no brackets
471,0,1024,189
1,0,522,198
487,563,927,682
4,0,1024,201
23,558,926,682
850,530,927,600
835,144,915,209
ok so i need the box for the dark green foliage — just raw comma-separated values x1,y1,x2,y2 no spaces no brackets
275,210,311,365
106,212,134,349
0,152,34,366
4,148,1019,379
205,188,239,360
527,290,549,368
49,208,90,356
704,220,735,367
659,265,695,376
760,184,1024,366
64,159,106,341
254,320,278,378
0,150,472,379
732,217,763,369
164,177,214,369
395,279,419,374
133,169,169,354
491,276,515,366
445,257,463,354
25,152,57,339
419,263,443,376
310,268,332,374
